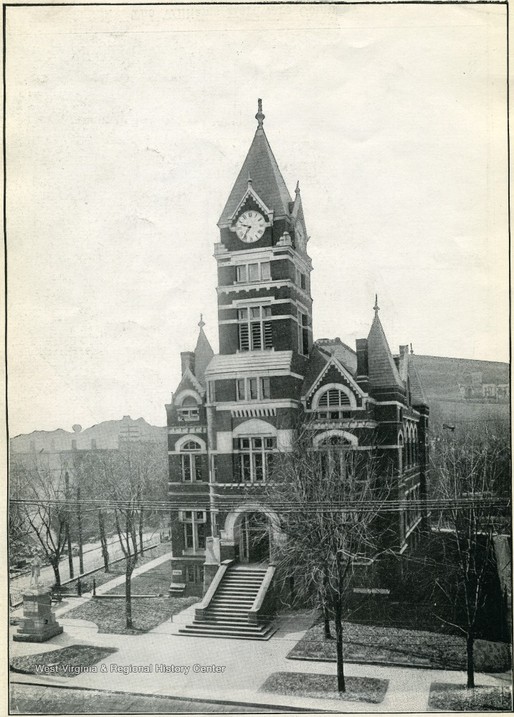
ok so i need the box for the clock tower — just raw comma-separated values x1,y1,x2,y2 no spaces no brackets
214,100,313,362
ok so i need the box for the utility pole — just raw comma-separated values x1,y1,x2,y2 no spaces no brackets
64,471,74,579
77,486,84,574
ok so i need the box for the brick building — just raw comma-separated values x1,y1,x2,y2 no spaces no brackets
165,102,429,637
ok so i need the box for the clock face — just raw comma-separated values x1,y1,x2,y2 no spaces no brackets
235,210,266,243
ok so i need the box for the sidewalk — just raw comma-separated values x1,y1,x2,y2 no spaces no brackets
9,559,511,713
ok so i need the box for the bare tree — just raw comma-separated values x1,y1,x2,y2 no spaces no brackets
429,427,510,688
10,456,69,588
78,440,166,629
264,425,394,693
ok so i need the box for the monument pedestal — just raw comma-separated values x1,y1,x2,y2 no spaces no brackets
13,588,63,642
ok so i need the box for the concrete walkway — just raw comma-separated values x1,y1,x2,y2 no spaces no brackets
9,559,511,713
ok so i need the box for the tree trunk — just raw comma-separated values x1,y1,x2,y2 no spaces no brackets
98,510,109,572
323,605,333,639
76,487,84,574
334,601,346,693
131,522,138,558
139,508,144,554
125,557,135,629
466,630,475,688
66,522,74,579
51,559,61,588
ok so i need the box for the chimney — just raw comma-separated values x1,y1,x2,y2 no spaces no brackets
356,338,369,392
180,351,195,376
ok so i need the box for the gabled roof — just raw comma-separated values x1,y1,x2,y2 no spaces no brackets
367,312,405,391
174,367,204,398
316,338,357,375
194,326,214,386
218,122,292,226
301,341,363,402
408,360,427,405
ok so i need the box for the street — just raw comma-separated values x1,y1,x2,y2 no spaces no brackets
10,531,157,602
9,683,281,714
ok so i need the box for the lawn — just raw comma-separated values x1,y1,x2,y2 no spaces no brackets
428,682,512,711
287,622,507,671
62,543,170,595
10,644,117,678
103,563,171,596
64,596,198,634
260,672,388,703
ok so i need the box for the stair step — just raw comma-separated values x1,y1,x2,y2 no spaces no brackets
191,620,263,631
181,623,272,636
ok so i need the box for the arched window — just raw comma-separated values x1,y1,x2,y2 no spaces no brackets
317,434,355,480
406,426,413,467
178,395,200,422
317,388,352,419
398,434,405,474
181,440,203,482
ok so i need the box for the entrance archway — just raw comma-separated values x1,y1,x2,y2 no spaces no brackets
239,512,270,564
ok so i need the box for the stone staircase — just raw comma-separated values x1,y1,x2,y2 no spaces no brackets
178,564,276,640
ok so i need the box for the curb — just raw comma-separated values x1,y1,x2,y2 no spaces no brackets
9,678,337,713
287,654,476,673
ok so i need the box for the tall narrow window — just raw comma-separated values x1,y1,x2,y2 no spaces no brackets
238,306,272,351
182,510,206,552
181,440,203,482
261,262,271,280
248,263,259,282
236,378,246,401
236,265,247,283
298,311,309,355
249,378,258,400
260,377,271,399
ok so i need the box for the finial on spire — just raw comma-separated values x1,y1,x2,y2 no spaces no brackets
198,313,205,329
295,180,300,195
255,98,265,129
247,171,252,186
410,343,414,355
373,294,380,316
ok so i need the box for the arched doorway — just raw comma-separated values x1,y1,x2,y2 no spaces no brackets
239,512,270,564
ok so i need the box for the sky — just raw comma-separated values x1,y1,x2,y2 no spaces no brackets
7,3,508,435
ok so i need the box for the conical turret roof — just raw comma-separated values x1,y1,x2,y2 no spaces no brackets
218,101,292,226
367,300,404,391
194,318,214,386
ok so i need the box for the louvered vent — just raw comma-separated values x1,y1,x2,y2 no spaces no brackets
318,389,351,408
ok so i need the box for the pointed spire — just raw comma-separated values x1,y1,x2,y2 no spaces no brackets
218,101,292,226
194,318,214,386
295,180,300,195
367,304,404,392
255,98,265,129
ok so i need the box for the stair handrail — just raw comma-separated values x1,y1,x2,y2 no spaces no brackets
195,559,233,620
248,565,276,625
